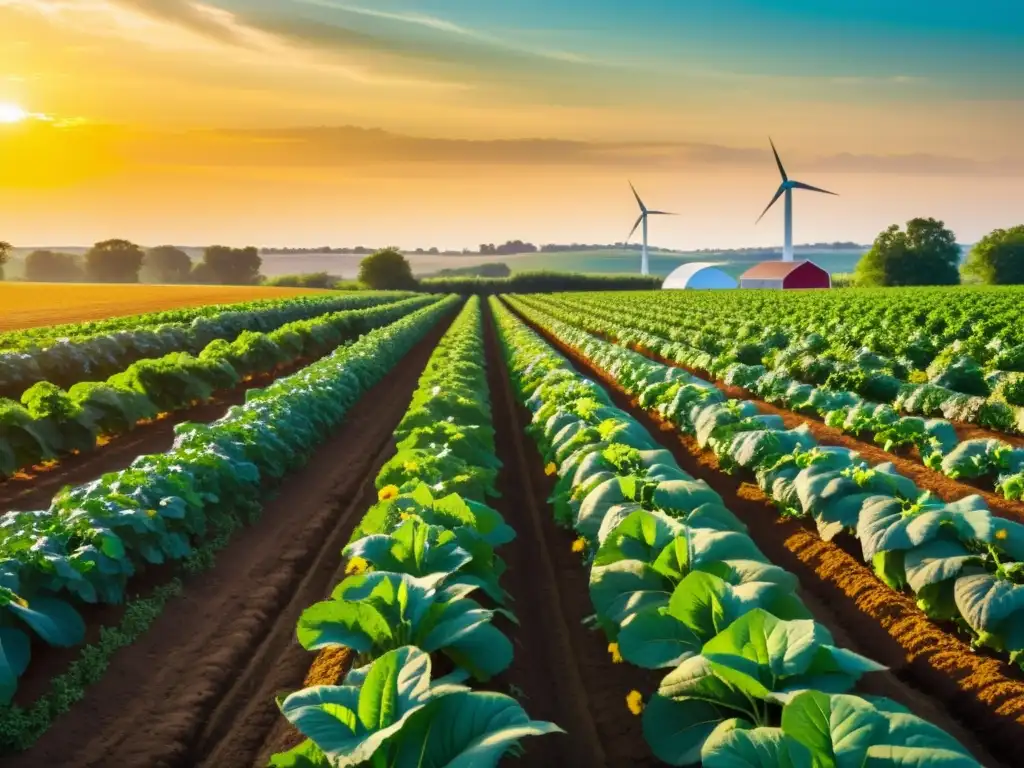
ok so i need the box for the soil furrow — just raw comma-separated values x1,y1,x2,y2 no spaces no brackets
6,316,451,768
486,304,662,767
508,302,1014,768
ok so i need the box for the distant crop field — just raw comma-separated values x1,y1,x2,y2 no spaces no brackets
256,247,869,279
0,282,330,331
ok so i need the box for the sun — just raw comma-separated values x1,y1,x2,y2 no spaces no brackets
0,102,29,124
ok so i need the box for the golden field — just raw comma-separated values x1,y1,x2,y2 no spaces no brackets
0,282,330,331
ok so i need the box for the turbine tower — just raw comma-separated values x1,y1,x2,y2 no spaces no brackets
756,138,837,261
626,182,674,275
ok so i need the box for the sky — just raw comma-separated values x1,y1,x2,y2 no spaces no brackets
0,0,1022,250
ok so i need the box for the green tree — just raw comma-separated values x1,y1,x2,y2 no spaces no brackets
144,245,192,283
0,241,10,280
200,245,262,285
25,250,84,282
855,218,960,287
357,247,417,290
84,239,145,283
962,225,1024,285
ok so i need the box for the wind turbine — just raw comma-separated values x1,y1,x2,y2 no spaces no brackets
626,182,674,275
756,138,837,261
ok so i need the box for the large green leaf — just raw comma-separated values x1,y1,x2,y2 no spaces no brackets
277,647,450,767
702,722,814,768
296,600,391,653
953,573,1024,649
442,621,514,681
589,559,672,629
857,495,991,562
387,690,563,767
343,519,472,581
619,608,704,669
0,627,31,704
653,479,723,517
643,691,747,766
7,595,85,647
702,610,882,701
593,508,685,566
864,747,981,767
780,691,886,768
903,539,978,594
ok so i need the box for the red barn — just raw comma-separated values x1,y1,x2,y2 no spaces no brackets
739,260,831,290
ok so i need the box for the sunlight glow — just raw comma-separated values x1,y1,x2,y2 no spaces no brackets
0,103,29,124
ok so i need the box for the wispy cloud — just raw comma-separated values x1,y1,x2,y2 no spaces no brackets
292,0,599,65
110,0,245,44
76,124,1020,177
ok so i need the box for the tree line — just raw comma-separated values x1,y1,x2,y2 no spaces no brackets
855,219,1024,287
2,241,263,285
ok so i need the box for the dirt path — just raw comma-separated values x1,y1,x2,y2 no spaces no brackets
511,304,1016,768
7,317,452,768
485,305,663,767
0,358,320,514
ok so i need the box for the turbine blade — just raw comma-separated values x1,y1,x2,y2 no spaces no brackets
647,210,676,215
790,180,838,196
629,181,647,212
626,212,644,242
755,185,786,224
769,137,788,181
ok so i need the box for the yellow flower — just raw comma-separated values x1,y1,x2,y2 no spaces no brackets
403,461,419,473
545,462,557,476
345,556,368,575
571,537,586,554
146,509,158,517
399,511,413,521
608,642,623,664
996,528,1009,541
626,690,644,716
378,485,400,501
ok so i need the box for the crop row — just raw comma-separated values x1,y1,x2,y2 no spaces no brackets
0,291,413,398
519,293,1024,501
548,290,1024,436
0,295,438,479
0,291,406,349
0,296,458,725
507,296,1024,679
269,296,560,767
491,296,984,766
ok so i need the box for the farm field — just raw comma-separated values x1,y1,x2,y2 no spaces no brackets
2,288,1022,767
0,282,331,331
257,246,868,279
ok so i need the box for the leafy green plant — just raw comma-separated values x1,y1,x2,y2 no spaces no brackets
271,646,561,767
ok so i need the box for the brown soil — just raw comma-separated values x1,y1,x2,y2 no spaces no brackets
484,305,662,767
511,303,1020,768
6,316,452,768
633,344,1024,524
1,358,321,514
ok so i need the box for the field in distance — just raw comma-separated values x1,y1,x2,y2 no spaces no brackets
0,282,330,331
256,246,867,279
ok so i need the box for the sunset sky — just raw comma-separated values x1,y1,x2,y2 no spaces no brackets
1,0,1022,249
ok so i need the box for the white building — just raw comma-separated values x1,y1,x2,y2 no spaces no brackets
661,262,737,290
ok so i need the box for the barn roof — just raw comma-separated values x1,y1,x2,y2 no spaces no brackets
739,260,826,280
662,262,737,289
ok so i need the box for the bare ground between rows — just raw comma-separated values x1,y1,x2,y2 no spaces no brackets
485,304,662,767
6,315,452,768
0,356,323,514
509,303,1017,768
621,341,1024,522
